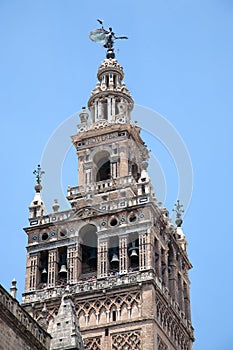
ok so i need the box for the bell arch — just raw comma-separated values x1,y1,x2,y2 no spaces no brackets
93,150,111,182
79,224,98,277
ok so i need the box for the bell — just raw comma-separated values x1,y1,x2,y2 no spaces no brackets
88,249,97,262
128,241,139,256
41,268,47,274
59,265,67,274
130,249,138,258
111,253,119,263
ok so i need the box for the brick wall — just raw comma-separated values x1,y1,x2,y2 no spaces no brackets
0,285,50,350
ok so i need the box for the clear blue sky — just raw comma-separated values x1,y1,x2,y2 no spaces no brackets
1,1,233,349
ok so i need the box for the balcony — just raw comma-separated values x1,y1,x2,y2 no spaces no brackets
67,175,137,200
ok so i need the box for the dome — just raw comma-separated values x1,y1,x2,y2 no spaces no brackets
97,58,124,81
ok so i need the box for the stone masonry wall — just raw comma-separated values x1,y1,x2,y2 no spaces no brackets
0,284,50,350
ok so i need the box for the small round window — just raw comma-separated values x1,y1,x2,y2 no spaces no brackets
41,232,49,241
129,213,137,223
110,217,118,227
60,229,67,237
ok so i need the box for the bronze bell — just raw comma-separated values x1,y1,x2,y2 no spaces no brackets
111,253,119,263
130,249,138,258
59,265,68,274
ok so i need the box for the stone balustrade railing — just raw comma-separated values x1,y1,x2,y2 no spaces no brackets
67,175,137,198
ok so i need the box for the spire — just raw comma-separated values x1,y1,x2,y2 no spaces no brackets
28,164,46,221
50,294,85,350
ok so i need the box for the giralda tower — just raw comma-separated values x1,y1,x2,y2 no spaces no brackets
22,24,194,350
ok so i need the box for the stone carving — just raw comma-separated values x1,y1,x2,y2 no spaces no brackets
157,335,168,350
84,336,101,350
116,115,126,124
78,124,88,133
76,291,141,327
93,120,110,129
112,330,141,350
83,132,119,146
156,296,190,349
74,207,104,218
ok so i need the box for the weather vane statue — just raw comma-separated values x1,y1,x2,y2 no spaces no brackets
172,200,184,227
33,164,45,185
89,19,128,59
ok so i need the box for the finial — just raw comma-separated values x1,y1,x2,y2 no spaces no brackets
89,20,128,59
10,278,17,299
173,200,184,227
79,107,89,123
33,164,45,192
52,198,60,212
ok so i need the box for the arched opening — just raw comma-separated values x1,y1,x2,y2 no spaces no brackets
79,224,97,278
131,162,140,181
102,99,108,120
128,236,139,271
39,251,48,286
94,151,111,182
96,161,110,181
108,236,119,275
57,247,67,286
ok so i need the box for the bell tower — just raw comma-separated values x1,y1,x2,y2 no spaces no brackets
22,26,194,350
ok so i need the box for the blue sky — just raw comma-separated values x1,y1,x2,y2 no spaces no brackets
1,1,233,349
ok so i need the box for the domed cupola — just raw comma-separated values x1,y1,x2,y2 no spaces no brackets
87,58,134,128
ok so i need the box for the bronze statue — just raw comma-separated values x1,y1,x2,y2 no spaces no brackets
89,20,128,58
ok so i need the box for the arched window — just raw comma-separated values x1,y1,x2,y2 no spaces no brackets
39,251,48,284
79,224,97,277
96,161,111,181
131,162,140,181
128,237,139,271
94,151,111,182
108,236,119,274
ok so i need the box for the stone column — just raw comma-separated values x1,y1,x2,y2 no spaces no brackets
77,241,82,279
146,230,153,269
48,249,57,288
161,248,169,287
90,105,95,123
67,245,78,284
169,258,178,303
95,99,98,120
119,235,128,274
177,274,185,311
139,232,147,270
98,239,109,278
119,145,128,177
98,99,102,119
107,97,111,122
111,97,116,119
154,239,161,277
78,153,85,187
26,253,39,291
184,281,191,320
111,161,118,178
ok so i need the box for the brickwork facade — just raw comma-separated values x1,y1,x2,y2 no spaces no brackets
20,56,194,349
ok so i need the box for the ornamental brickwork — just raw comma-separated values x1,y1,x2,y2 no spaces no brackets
20,56,194,350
